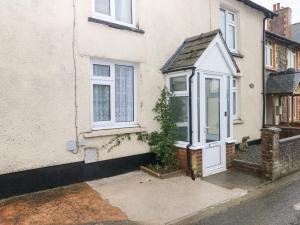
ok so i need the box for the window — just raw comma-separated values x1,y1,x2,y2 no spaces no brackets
232,78,238,119
287,49,296,69
220,9,237,52
169,75,189,142
91,60,136,129
265,41,273,67
92,0,134,26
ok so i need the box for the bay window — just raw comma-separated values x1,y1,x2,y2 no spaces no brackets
93,0,134,26
220,8,237,52
91,59,136,129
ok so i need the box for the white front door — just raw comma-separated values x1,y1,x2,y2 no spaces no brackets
202,74,226,177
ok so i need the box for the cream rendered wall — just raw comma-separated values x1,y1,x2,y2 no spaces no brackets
0,0,264,175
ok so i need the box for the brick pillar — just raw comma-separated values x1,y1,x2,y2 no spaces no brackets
176,147,202,177
261,127,281,180
226,143,235,168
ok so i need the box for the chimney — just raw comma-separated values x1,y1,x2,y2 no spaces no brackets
267,3,292,38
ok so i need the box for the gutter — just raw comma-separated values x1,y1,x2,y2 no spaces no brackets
186,67,196,180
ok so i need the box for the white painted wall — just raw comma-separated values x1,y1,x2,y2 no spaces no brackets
0,0,264,175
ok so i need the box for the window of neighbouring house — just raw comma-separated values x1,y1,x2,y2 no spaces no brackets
169,75,189,143
232,78,238,119
265,41,273,67
93,0,134,26
287,49,296,69
220,8,237,52
91,59,136,129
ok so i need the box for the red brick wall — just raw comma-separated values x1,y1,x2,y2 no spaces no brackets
226,143,235,168
176,148,202,177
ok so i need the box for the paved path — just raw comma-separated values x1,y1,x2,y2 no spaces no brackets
192,179,300,225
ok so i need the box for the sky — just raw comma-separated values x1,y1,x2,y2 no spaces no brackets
252,0,300,24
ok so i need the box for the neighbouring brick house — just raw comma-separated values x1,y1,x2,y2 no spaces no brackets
265,3,300,126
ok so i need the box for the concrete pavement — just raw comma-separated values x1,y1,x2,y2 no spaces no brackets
88,170,266,225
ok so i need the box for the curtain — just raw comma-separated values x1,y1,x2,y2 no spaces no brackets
93,64,110,77
115,65,134,122
93,84,110,122
95,0,110,15
115,0,132,24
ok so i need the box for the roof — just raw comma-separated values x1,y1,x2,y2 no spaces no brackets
266,69,300,95
235,0,276,18
161,29,239,74
266,31,300,48
292,23,300,43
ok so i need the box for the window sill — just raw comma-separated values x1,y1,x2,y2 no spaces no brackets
88,17,145,34
84,126,146,138
234,118,244,125
231,52,244,58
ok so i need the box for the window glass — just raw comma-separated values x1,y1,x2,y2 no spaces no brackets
233,91,237,116
228,25,236,50
227,77,231,138
115,65,134,122
170,76,187,92
171,96,189,142
219,9,226,38
95,0,110,15
228,12,235,22
115,0,133,24
93,84,111,122
93,64,110,77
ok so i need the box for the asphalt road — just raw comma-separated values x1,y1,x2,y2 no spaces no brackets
193,179,300,225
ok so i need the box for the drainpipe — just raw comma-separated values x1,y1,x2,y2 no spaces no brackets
262,16,267,128
186,67,196,180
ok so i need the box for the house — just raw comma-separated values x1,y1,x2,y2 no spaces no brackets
265,3,300,126
0,0,275,198
292,23,300,43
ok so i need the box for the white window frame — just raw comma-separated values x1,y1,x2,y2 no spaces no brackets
91,0,136,28
166,72,190,146
265,41,273,68
91,59,138,130
220,8,238,53
232,78,238,119
287,49,296,69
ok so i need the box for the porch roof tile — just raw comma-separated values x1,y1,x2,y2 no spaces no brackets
161,29,239,74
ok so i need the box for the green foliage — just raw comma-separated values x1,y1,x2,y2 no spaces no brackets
138,87,179,169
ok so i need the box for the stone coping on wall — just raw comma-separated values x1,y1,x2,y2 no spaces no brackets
279,134,300,143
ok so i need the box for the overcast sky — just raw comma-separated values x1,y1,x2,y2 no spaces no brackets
252,0,300,24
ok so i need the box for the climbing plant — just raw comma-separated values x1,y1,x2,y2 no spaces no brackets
138,87,179,169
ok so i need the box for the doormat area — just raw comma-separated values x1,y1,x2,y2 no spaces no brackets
0,183,128,225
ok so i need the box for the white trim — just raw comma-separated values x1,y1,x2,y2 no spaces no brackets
91,58,138,130
91,0,137,28
232,78,238,119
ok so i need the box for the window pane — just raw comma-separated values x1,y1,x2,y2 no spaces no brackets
205,78,220,143
219,9,226,38
93,64,110,77
93,84,111,121
228,25,236,50
170,76,187,92
177,127,188,142
228,12,235,22
171,96,189,142
233,91,237,116
233,79,237,88
172,96,188,123
95,0,110,15
227,77,231,138
115,65,134,122
115,0,132,24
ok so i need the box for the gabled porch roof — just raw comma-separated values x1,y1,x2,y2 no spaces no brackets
161,29,240,74
266,70,300,95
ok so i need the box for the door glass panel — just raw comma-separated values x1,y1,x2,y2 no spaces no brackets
205,78,220,143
